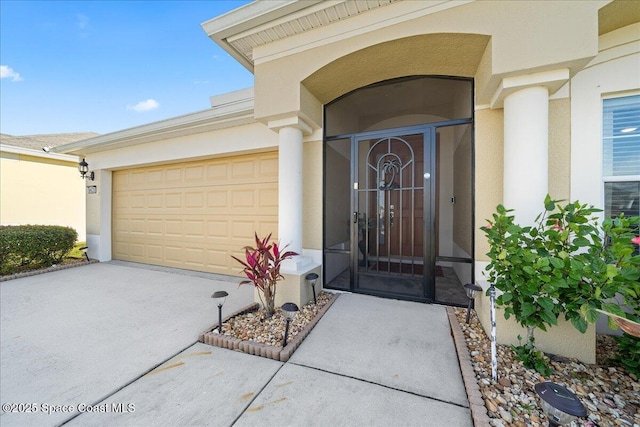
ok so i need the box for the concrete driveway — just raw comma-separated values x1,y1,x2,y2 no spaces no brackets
0,262,253,426
1,262,472,427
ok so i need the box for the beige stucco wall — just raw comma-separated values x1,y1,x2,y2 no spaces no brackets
475,296,596,364
303,138,323,251
474,108,504,262
253,0,602,122
0,152,86,241
548,97,572,201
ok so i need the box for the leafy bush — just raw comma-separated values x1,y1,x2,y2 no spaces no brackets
482,196,640,373
0,225,78,275
614,333,640,377
511,335,553,376
482,196,640,335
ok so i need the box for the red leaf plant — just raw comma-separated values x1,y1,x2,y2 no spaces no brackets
231,233,297,317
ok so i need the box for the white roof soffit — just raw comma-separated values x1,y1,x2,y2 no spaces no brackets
201,0,401,73
52,93,255,156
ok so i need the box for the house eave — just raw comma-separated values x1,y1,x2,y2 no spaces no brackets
0,144,79,162
53,96,256,156
200,0,328,73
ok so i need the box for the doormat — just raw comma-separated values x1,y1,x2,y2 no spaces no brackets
199,292,339,362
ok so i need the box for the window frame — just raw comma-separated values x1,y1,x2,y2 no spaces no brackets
602,93,640,219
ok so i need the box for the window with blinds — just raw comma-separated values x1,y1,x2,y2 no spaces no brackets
602,95,640,219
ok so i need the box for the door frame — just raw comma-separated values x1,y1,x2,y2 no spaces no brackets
351,126,434,302
323,118,473,303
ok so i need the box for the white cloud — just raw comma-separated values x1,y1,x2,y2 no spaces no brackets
126,99,160,112
0,65,23,82
76,13,89,30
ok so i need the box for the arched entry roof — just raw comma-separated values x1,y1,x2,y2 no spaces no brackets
302,33,490,105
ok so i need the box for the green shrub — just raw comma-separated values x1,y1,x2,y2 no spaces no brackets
614,333,640,377
0,225,78,275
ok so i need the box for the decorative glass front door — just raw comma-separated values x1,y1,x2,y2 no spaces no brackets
352,130,433,300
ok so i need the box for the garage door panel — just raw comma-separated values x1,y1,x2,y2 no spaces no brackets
206,163,228,181
207,249,229,271
164,246,184,263
147,245,163,261
259,188,278,209
185,247,205,266
165,220,183,236
129,243,146,258
165,167,182,183
165,193,182,208
130,219,146,234
185,165,205,181
231,159,257,179
207,220,228,238
259,157,278,177
147,194,163,208
184,220,205,237
113,151,278,275
207,190,228,207
147,219,163,235
232,190,256,208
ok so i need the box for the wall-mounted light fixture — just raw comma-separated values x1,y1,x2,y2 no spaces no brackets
79,158,95,181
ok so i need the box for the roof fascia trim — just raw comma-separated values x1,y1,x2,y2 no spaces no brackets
1,144,79,162
53,97,256,155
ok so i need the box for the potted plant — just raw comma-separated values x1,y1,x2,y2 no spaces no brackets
482,195,640,373
232,233,297,318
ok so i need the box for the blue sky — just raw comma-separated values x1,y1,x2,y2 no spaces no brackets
0,0,254,136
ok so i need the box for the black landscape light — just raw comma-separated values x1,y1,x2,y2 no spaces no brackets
281,302,299,347
463,283,482,324
535,382,587,426
306,273,319,304
211,290,229,334
78,158,95,181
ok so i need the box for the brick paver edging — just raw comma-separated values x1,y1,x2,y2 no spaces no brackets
199,293,340,362
0,259,100,282
446,307,491,427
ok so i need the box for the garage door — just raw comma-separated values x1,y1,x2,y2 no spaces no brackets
112,151,278,275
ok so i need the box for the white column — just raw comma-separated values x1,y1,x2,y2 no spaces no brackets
503,86,549,226
278,126,304,255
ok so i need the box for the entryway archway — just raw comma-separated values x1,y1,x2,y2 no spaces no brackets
323,76,474,305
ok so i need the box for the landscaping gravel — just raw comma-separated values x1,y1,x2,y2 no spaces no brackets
217,291,334,347
453,308,640,427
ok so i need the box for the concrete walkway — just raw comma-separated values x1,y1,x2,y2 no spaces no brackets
0,262,471,426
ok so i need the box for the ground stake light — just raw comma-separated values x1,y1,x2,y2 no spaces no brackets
211,290,228,334
535,382,587,426
306,273,319,304
281,302,299,347
463,283,482,324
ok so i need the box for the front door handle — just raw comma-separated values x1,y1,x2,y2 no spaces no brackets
353,212,358,223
